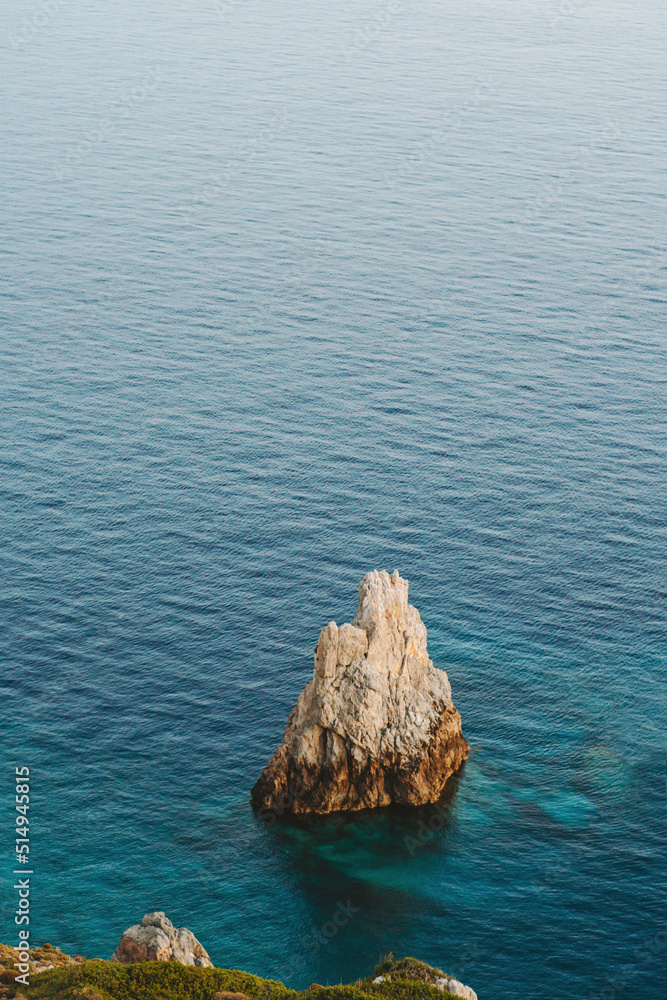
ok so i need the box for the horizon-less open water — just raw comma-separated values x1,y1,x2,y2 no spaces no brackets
1,1,666,998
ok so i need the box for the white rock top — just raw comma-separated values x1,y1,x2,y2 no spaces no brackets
112,911,212,967
435,976,478,1000
298,569,454,759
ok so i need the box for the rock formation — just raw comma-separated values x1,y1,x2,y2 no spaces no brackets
434,977,478,1000
112,912,212,967
252,570,468,814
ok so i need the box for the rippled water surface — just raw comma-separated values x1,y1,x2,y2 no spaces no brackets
1,1,666,997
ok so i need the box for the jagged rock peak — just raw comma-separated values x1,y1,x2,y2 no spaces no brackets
251,570,468,815
112,912,212,967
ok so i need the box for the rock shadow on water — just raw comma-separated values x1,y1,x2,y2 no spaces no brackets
253,768,466,891
251,770,477,988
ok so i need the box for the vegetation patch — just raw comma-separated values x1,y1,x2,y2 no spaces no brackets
309,984,455,1000
370,956,449,985
0,943,84,989
8,960,295,1000
0,951,460,1000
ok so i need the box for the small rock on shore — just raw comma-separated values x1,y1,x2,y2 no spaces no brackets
112,912,212,967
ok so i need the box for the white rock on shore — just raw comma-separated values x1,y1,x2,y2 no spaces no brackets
112,912,212,967
435,976,478,1000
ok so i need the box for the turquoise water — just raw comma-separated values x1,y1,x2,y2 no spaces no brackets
1,1,666,997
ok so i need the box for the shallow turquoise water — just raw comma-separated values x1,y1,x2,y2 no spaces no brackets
1,1,666,998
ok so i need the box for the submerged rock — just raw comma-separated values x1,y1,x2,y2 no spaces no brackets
252,570,468,814
112,912,212,967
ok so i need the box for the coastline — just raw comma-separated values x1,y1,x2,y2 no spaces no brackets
0,947,477,1000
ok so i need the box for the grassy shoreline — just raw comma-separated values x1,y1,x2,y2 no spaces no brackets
0,949,464,1000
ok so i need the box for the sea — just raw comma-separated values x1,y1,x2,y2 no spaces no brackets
1,1,665,998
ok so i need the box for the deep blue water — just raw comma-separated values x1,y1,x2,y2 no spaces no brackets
1,1,666,998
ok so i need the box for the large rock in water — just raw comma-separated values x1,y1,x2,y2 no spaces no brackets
112,912,212,967
252,570,468,814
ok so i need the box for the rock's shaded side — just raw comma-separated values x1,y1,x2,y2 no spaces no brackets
252,570,468,815
112,912,212,967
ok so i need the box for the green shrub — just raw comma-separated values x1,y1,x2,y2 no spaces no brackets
18,961,295,1000
364,981,455,1000
5,955,460,1000
370,958,447,984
